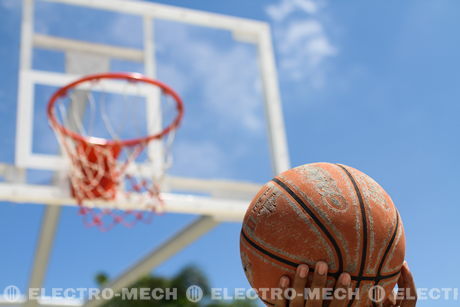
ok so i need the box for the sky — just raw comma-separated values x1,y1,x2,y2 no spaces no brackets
1,0,460,306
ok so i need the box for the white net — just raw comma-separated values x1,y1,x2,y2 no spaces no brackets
48,73,183,231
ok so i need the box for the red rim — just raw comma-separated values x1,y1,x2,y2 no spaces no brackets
47,72,184,147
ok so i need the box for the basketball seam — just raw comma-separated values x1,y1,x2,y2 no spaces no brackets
371,212,400,307
376,212,400,278
335,164,368,307
241,230,400,282
271,177,344,274
241,230,298,268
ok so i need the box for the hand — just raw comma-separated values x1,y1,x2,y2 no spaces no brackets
382,261,417,307
274,262,352,307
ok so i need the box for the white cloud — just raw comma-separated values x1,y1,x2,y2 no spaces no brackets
199,46,263,134
293,0,319,14
171,140,230,179
266,0,337,85
154,21,264,135
279,20,322,52
266,0,318,21
155,64,189,98
109,14,144,48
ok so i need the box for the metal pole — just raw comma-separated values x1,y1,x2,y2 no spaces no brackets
24,206,61,307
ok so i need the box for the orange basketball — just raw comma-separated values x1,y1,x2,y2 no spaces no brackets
240,163,405,306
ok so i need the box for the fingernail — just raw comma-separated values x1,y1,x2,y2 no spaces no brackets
340,273,351,286
298,265,309,278
280,276,289,288
317,262,327,276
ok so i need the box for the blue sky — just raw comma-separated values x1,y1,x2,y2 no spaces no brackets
1,0,460,306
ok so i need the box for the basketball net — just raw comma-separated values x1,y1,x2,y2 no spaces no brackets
48,73,184,231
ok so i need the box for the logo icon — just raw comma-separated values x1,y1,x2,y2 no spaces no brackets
368,285,386,303
3,285,21,302
186,285,203,303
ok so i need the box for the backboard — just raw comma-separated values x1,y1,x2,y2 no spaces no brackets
0,1,291,305
0,0,290,222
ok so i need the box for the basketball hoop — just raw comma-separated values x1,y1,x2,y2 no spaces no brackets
47,72,184,231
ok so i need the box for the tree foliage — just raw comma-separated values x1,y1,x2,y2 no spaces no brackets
96,265,257,307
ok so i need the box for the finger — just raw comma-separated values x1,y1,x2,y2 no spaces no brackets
329,273,351,307
370,285,387,307
305,261,328,307
274,276,290,307
399,262,417,307
290,265,309,307
382,290,397,307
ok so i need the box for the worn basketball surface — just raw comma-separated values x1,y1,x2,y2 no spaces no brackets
240,163,405,306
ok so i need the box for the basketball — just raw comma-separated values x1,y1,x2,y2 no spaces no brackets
240,162,405,305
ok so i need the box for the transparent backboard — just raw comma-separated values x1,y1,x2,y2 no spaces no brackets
1,0,290,219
